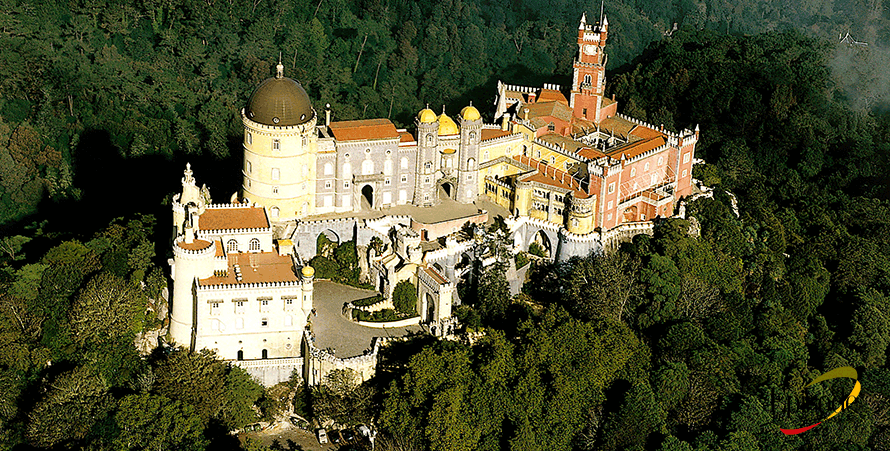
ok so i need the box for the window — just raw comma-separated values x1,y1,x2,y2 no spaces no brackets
467,174,473,180
537,150,541,158
583,108,588,116
651,173,657,185
469,131,476,140
384,177,391,186
384,160,392,175
249,238,260,251
607,201,613,210
424,177,430,184
547,123,555,131
583,74,592,84
399,190,407,202
682,169,688,177
683,152,691,163
424,162,432,170
261,318,269,327
260,299,270,312
246,133,252,144
658,156,664,166
551,156,556,164
302,136,308,146
226,240,238,252
641,214,646,220
427,134,433,144
272,139,280,151
343,162,351,176
365,148,371,154
235,301,246,314
270,206,279,217
324,180,332,189
247,161,252,174
362,160,374,175
484,151,490,160
324,195,333,207
608,183,615,194
468,158,475,169
272,186,279,194
400,174,408,183
210,302,220,315
285,299,294,310
271,168,280,180
630,167,636,177
401,157,409,169
324,163,333,175
644,162,650,171
607,213,612,221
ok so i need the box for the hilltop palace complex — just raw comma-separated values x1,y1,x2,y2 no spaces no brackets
168,14,698,386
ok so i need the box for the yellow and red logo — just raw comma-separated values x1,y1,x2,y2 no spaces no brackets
779,366,861,435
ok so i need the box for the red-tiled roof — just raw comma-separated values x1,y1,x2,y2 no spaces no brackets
199,252,299,286
629,125,663,140
512,155,589,198
328,119,400,141
398,131,416,144
537,89,568,105
177,239,213,251
607,136,667,160
214,240,224,257
199,207,269,231
524,101,573,123
424,266,448,285
481,129,513,141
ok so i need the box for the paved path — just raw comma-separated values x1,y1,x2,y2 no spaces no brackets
310,281,420,358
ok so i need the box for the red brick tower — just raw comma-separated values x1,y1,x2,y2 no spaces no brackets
570,13,608,122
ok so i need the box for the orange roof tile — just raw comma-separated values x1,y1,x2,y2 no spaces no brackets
524,101,573,123
199,252,299,286
537,89,568,105
607,136,667,160
577,147,607,160
481,129,513,141
329,119,400,141
199,207,269,231
398,131,416,144
214,240,224,257
177,239,213,251
629,125,663,140
425,266,448,285
512,155,589,198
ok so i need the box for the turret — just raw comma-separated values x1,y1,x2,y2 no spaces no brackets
457,103,483,203
301,265,314,318
414,106,439,206
170,235,216,350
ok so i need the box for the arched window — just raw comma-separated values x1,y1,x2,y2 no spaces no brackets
644,162,650,171
630,167,636,177
249,238,260,251
324,163,333,175
246,133,252,145
270,206,280,218
584,74,592,85
302,136,308,146
384,159,392,175
658,156,664,166
226,240,238,252
400,157,409,169
469,131,476,140
362,160,374,175
427,134,433,144
261,349,268,359
237,350,243,361
343,162,351,176
651,173,658,185
468,158,475,169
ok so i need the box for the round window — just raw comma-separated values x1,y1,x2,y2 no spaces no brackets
272,117,280,124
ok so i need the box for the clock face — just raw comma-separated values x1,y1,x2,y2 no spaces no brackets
583,44,597,55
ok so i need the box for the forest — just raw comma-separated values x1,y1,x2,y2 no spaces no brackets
1,0,890,449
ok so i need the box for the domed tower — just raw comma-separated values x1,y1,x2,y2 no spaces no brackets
301,265,314,319
241,60,318,222
457,104,482,203
414,107,438,207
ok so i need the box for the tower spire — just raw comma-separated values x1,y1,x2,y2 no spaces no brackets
599,0,605,25
276,53,284,78
580,12,587,30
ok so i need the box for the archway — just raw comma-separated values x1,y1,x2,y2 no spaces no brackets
530,230,552,259
362,185,374,209
261,349,268,359
439,182,454,200
237,350,243,361
424,293,435,322
316,229,340,256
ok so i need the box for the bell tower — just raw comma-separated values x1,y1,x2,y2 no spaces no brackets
570,13,609,122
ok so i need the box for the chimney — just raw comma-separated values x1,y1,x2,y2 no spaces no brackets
528,92,537,103
325,103,331,127
523,108,529,121
501,113,510,131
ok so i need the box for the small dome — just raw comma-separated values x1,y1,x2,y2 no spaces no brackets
418,108,437,123
438,113,459,136
460,105,481,121
301,265,315,278
245,64,314,126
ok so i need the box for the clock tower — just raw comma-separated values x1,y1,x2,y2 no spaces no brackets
571,13,608,122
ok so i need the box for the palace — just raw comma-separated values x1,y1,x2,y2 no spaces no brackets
167,14,697,386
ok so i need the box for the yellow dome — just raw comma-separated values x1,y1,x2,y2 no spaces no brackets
438,113,459,135
418,108,437,123
301,265,315,278
460,105,481,121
